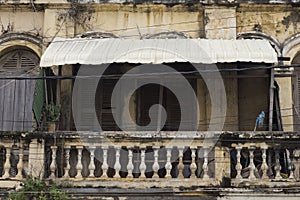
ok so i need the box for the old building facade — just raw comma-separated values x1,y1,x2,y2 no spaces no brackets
1,0,300,199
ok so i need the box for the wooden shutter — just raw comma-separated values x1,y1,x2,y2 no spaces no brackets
0,50,38,74
163,79,197,131
74,76,99,131
0,49,38,131
74,77,120,131
33,70,45,125
99,79,120,131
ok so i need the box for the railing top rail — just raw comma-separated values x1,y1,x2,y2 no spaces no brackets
1,130,300,137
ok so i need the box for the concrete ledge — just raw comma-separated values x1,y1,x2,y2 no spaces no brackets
0,180,22,189
53,178,219,188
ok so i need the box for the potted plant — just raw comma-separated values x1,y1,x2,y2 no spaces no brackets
45,103,61,131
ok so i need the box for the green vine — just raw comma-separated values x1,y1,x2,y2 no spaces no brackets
8,177,68,200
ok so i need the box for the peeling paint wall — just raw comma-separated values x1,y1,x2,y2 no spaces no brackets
236,5,300,43
0,11,43,36
74,4,204,38
204,6,236,39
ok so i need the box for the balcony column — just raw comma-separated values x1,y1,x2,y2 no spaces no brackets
139,149,146,178
261,145,269,179
165,147,172,178
63,146,71,178
114,146,121,178
88,146,96,178
75,146,83,179
288,149,295,179
102,146,109,178
235,144,243,180
127,148,134,178
178,147,184,179
190,148,197,179
274,149,282,180
50,146,57,179
203,147,209,179
152,147,160,178
3,145,12,179
249,145,256,180
28,139,44,179
16,142,24,179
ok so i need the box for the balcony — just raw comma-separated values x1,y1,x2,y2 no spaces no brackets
0,131,300,192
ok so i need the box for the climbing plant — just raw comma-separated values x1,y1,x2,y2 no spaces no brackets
8,177,68,200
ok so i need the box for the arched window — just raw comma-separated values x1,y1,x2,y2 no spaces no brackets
0,49,39,74
0,48,39,131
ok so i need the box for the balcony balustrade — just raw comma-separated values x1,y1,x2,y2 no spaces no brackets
0,131,300,189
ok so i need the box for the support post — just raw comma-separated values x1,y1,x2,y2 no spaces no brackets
269,68,275,131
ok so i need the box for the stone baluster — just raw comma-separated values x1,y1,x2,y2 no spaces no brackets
139,149,146,178
114,146,121,178
287,149,295,179
127,148,134,178
152,147,160,178
235,144,243,179
63,146,71,178
261,145,269,179
274,149,282,179
165,147,172,178
102,146,109,178
3,145,12,178
178,147,184,179
249,145,256,179
75,146,83,179
190,148,197,179
202,147,209,179
88,146,96,178
16,143,24,179
50,146,57,179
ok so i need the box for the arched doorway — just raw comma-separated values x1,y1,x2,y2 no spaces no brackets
0,47,40,131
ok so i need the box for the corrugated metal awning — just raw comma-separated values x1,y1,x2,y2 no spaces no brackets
40,38,278,67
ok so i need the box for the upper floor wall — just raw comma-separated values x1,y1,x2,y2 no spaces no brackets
1,2,300,43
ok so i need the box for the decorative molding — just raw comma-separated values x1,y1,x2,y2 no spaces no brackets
142,31,190,39
76,31,120,39
237,31,281,56
0,32,42,49
282,33,300,58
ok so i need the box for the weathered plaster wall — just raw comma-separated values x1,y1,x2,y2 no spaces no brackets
237,5,300,43
42,8,75,46
276,77,294,131
0,11,44,35
74,4,204,38
204,6,236,39
0,7,44,55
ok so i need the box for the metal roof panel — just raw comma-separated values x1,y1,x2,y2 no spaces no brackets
40,38,278,67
